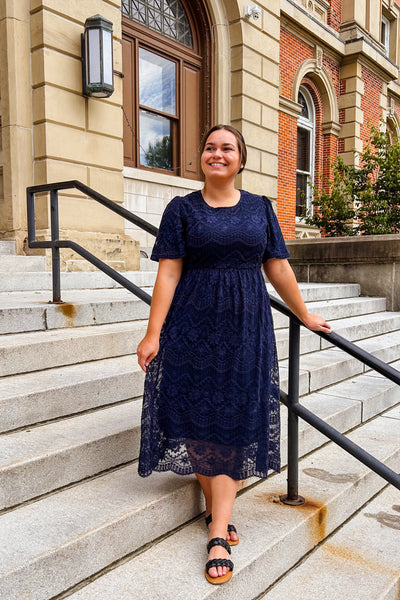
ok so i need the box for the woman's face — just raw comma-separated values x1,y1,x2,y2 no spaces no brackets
201,129,243,181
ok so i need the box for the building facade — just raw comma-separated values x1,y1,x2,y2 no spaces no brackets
0,0,399,267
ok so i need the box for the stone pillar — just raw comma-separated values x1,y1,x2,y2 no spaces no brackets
29,0,139,271
0,0,33,253
339,62,364,165
226,0,280,200
341,0,367,40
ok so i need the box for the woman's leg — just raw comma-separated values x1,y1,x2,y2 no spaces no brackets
196,473,239,544
197,474,240,578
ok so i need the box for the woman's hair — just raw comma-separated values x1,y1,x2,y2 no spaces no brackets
200,124,247,174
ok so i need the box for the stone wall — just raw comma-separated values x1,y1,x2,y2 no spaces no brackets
287,235,400,311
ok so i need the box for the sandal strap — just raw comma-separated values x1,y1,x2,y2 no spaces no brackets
227,523,237,534
205,513,212,527
206,558,233,573
207,537,231,554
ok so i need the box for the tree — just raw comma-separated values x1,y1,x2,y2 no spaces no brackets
305,156,357,237
144,135,172,170
306,125,400,236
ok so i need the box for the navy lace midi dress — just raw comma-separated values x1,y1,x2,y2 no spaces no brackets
138,190,290,480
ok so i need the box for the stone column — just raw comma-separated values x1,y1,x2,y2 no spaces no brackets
339,62,364,165
226,0,280,200
0,0,33,253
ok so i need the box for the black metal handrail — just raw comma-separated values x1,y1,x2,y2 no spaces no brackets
26,180,400,501
27,181,155,305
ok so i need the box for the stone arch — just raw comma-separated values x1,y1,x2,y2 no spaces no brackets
387,107,400,138
292,56,340,136
204,0,234,124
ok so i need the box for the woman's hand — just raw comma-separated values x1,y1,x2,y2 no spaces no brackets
301,313,331,333
137,334,160,372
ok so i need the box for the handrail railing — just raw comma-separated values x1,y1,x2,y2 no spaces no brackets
27,181,154,305
27,180,400,501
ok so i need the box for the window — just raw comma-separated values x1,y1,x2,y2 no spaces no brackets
381,15,390,56
122,0,211,180
296,87,315,219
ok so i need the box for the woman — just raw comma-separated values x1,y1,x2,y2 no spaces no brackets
137,125,331,585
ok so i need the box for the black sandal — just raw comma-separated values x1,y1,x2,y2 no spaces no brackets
205,537,234,585
205,513,239,546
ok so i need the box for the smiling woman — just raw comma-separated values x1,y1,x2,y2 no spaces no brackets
136,124,331,585
121,0,213,179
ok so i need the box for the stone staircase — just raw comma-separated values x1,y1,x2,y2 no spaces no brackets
0,240,399,600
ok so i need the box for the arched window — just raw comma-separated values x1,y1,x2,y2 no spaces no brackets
296,86,315,218
121,0,212,180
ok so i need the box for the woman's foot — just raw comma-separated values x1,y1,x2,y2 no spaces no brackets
205,537,233,584
205,513,239,545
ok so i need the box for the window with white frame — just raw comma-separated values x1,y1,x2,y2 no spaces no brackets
381,15,390,56
296,87,315,219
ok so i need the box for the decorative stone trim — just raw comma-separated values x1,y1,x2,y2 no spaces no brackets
279,96,302,118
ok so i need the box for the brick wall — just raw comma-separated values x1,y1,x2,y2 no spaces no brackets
328,0,342,31
277,111,297,238
278,28,341,238
360,65,384,144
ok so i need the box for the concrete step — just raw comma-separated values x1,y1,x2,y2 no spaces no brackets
0,401,143,510
0,240,16,255
279,329,400,394
1,356,398,524
0,355,144,433
0,320,148,377
0,255,46,272
276,311,400,363
0,289,150,334
0,269,158,292
1,400,398,600
0,296,393,379
0,290,377,337
272,294,386,329
259,483,400,600
53,407,400,600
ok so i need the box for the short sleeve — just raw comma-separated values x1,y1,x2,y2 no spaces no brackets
262,196,290,263
151,196,186,261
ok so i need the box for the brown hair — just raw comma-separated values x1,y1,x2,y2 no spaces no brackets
200,124,247,174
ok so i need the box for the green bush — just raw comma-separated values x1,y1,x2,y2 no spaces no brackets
305,125,400,236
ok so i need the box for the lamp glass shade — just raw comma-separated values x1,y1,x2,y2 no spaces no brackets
83,15,114,98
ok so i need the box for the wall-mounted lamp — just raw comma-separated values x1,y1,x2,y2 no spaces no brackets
82,14,114,98
244,5,262,20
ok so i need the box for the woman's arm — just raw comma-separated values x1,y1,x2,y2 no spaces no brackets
137,258,184,371
263,258,331,333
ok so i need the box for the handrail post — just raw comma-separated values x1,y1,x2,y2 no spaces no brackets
50,189,62,303
280,318,305,506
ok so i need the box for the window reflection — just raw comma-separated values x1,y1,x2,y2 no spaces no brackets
139,48,176,115
140,110,173,170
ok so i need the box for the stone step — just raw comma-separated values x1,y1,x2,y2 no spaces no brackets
0,255,46,272
279,329,400,394
0,290,377,336
1,400,398,600
1,359,398,521
48,408,400,600
0,401,143,510
0,269,157,292
277,310,400,361
0,298,395,379
0,240,16,255
272,294,385,329
0,356,144,433
0,320,148,377
1,321,398,436
0,289,150,334
259,483,400,600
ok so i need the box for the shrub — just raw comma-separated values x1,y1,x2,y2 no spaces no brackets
305,125,400,236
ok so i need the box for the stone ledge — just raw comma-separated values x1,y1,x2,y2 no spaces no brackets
287,234,400,310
